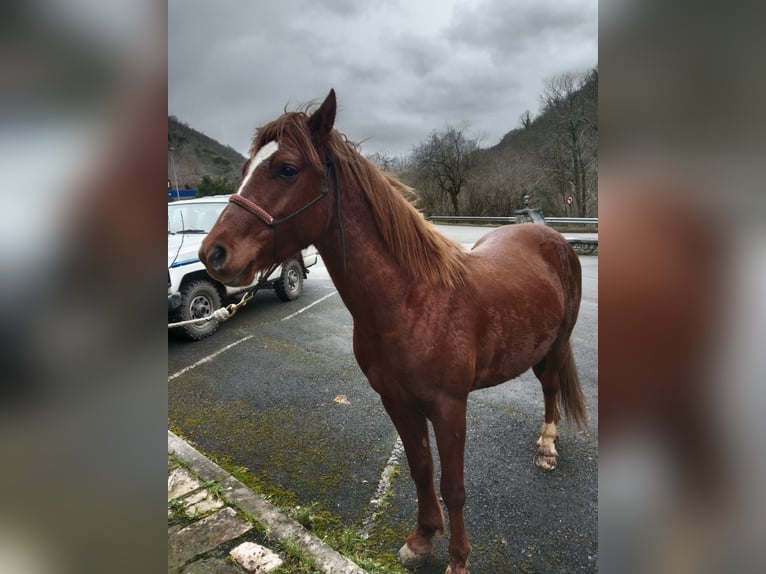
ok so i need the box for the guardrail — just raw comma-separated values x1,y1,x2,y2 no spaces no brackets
426,215,598,225
545,217,598,225
426,215,599,254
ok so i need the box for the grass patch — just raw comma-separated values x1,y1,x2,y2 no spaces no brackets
202,480,224,499
292,502,320,529
322,527,408,573
168,497,186,518
272,538,321,574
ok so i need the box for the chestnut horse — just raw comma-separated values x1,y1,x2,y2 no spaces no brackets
199,90,587,574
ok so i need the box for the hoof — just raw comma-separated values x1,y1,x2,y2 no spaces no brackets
534,453,558,471
398,542,432,569
446,566,470,574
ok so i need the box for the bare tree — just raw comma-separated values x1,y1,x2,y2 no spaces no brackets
539,69,598,217
519,110,532,130
411,126,480,216
367,151,394,172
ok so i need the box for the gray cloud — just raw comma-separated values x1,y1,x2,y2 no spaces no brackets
169,0,596,158
312,0,373,18
394,33,447,79
447,0,597,63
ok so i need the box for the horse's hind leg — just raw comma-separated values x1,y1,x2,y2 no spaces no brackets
380,395,444,569
533,354,563,471
534,339,587,470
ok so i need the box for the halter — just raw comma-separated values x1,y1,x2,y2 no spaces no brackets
228,155,346,269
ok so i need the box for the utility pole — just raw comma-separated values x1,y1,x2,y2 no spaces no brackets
169,146,180,201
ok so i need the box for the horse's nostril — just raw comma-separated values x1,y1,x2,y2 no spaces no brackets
209,245,227,270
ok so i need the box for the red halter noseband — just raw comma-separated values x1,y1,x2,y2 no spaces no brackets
228,156,345,268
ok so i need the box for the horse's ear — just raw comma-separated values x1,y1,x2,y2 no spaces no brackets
308,89,336,144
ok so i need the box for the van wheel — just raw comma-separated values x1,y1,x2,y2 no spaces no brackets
274,260,303,301
171,280,222,340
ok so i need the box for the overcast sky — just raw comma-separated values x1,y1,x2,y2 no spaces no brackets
169,0,597,159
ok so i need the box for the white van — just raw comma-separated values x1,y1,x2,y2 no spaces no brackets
168,195,318,340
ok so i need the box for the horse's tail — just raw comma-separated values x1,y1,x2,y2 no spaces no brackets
559,343,588,429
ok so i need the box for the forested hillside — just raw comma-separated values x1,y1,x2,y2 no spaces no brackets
401,68,598,217
167,116,246,194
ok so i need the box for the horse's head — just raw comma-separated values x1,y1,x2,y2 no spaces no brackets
199,89,337,286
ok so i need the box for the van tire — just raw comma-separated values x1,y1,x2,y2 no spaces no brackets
274,260,303,302
171,279,222,340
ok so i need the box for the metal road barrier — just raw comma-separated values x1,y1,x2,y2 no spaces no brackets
426,215,598,255
426,215,598,225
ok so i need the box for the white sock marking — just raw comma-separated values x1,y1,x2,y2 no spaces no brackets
237,141,279,195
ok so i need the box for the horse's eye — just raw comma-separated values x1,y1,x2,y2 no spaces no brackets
278,164,298,180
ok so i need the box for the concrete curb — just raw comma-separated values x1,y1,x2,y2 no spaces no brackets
168,431,368,574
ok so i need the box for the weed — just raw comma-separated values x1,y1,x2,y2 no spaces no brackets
202,480,224,498
273,538,321,574
168,498,185,516
292,502,319,529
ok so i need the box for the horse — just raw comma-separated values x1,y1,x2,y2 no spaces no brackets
199,89,588,574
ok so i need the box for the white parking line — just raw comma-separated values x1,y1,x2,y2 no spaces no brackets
169,292,337,382
280,291,337,322
168,335,254,381
360,435,405,538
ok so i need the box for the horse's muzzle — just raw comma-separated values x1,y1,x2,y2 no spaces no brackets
199,243,242,285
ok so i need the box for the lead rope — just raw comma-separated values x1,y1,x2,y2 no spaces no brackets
168,264,278,329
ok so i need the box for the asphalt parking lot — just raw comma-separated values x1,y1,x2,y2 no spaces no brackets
168,225,598,572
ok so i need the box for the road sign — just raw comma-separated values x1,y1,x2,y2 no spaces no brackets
566,195,574,205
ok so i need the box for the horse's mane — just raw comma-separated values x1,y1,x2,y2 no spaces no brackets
253,110,468,289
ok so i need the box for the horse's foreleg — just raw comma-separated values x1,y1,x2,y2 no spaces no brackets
533,358,562,470
381,396,444,569
432,399,472,574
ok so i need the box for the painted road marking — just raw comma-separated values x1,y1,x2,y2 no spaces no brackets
170,291,338,381
280,291,337,322
361,435,405,538
168,335,254,382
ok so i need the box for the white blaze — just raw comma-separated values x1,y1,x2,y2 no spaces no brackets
237,140,279,195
